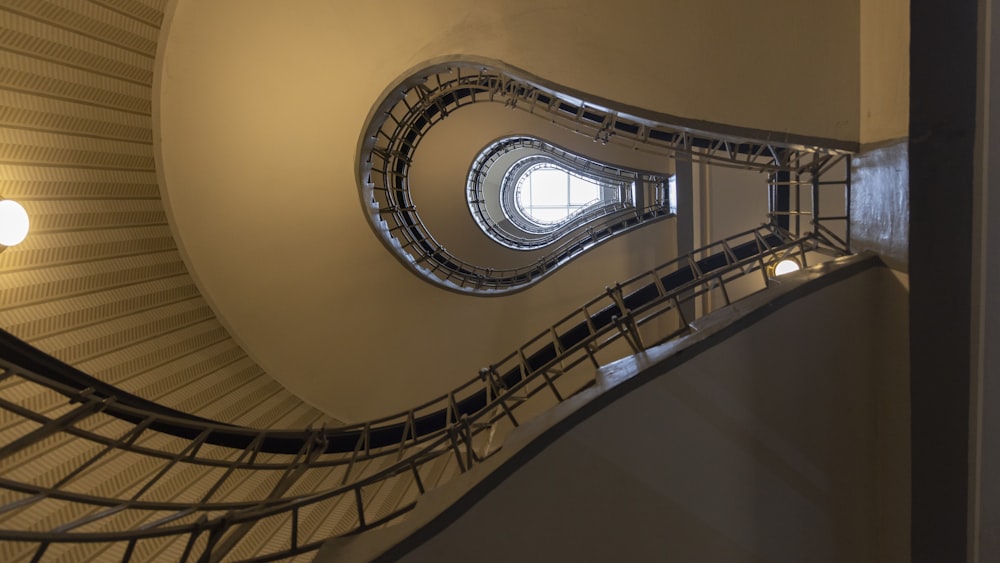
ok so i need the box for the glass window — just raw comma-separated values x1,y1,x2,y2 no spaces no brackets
515,163,602,224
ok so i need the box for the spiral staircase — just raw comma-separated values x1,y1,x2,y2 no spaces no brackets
0,1,916,562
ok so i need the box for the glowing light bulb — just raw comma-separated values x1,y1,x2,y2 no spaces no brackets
0,200,30,246
773,259,801,276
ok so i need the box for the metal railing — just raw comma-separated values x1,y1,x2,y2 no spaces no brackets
768,152,853,254
0,224,846,562
466,136,672,249
358,60,851,294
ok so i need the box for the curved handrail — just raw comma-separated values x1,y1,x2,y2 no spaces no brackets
0,225,804,456
358,59,851,294
0,225,837,456
0,225,846,562
467,136,672,250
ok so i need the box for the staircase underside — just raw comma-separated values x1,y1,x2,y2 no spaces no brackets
319,253,911,563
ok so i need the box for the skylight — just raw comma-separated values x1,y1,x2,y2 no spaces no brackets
466,136,671,251
514,163,602,225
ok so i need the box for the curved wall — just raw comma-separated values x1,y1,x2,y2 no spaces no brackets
391,264,910,563
0,2,908,559
0,0,336,429
411,103,674,271
0,0,903,424
158,0,866,422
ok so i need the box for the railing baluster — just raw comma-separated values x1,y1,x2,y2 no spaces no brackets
29,542,49,563
121,538,138,562
396,410,416,460
174,515,211,563
341,424,368,485
354,487,367,529
448,426,467,474
0,389,105,460
410,461,425,494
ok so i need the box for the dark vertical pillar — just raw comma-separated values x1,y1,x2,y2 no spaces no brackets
909,0,978,560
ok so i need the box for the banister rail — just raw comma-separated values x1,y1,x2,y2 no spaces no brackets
0,224,846,562
466,136,673,250
5,224,816,456
358,60,851,294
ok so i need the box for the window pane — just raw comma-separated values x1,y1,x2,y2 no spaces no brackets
668,175,677,214
513,162,610,225
530,169,569,207
569,176,600,205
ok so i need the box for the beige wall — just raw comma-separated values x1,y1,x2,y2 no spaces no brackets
0,5,339,559
860,0,910,144
0,0,335,428
411,103,676,270
393,264,910,563
0,0,909,424
158,0,869,421
0,1,913,558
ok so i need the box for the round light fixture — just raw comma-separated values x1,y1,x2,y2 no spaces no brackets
770,258,801,277
0,199,30,246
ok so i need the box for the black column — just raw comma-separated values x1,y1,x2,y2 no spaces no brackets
909,0,978,560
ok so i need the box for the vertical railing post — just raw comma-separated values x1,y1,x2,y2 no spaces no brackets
0,389,105,460
354,487,367,530
844,155,852,252
794,156,802,237
812,159,821,238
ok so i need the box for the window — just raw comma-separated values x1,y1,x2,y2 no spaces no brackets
514,163,603,225
668,174,677,215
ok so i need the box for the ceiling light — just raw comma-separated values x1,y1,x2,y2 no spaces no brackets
0,199,30,247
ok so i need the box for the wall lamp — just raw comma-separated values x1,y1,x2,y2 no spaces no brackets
0,199,30,249
767,257,801,278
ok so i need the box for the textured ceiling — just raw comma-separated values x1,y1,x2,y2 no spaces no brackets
0,0,338,429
